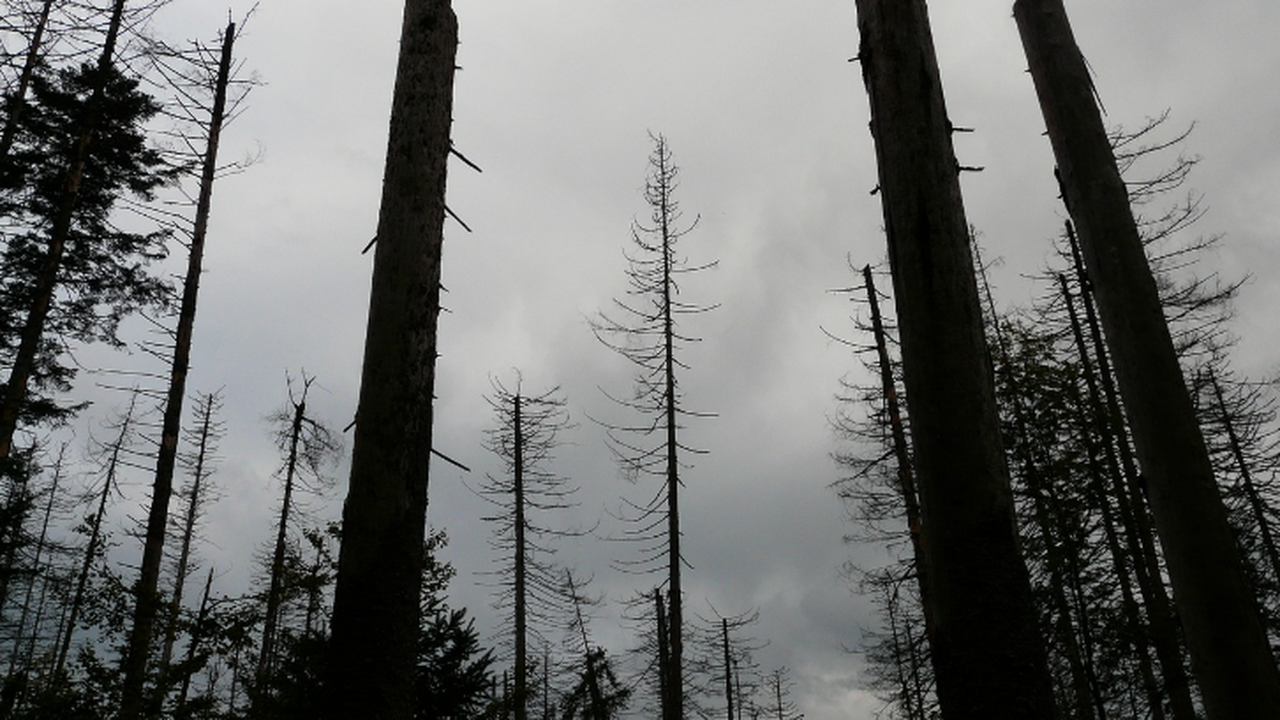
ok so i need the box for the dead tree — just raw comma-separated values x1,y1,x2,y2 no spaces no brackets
593,133,716,720
1014,1,1280,714
324,2,456,717
118,21,237,718
852,0,1057,714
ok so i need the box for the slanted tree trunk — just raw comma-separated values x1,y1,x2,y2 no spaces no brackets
256,382,307,693
324,2,455,717
513,394,528,720
863,265,934,644
0,0,127,465
1065,227,1197,719
1015,2,1280,714
174,567,214,716
5,444,63,687
157,390,220,703
118,22,235,719
55,394,136,679
0,0,56,167
852,0,1057,715
1207,370,1280,591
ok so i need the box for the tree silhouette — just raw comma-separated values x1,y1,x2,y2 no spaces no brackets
593,132,716,720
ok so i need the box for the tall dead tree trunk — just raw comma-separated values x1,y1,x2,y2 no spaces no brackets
1061,275,1166,719
324,2,455,717
119,22,235,719
513,394,528,720
852,0,1057,715
1065,225,1196,719
256,380,308,694
1014,1,1280,714
173,567,214,717
722,619,734,720
1207,370,1280,590
656,589,672,720
156,390,220,701
862,265,935,648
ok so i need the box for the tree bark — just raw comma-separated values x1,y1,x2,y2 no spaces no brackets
1014,1,1280,715
324,2,455,717
853,0,1058,715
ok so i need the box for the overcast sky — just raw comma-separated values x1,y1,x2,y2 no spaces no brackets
63,1,1280,717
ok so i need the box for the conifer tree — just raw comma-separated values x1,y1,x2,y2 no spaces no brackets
593,133,716,720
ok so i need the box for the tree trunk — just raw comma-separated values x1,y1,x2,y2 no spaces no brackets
5,445,62,687
174,568,214,717
863,265,935,647
1013,3,1280,713
1065,229,1197,719
1062,275,1164,719
156,391,218,703
324,2,455,717
256,383,306,695
1208,370,1280,591
0,0,127,465
853,0,1058,715
722,619,734,720
656,589,672,720
55,394,136,679
118,22,235,719
514,394,528,720
656,140,685,720
0,0,55,167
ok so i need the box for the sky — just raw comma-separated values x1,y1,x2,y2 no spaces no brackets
51,0,1280,718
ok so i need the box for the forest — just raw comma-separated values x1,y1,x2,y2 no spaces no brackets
2,1,1279,719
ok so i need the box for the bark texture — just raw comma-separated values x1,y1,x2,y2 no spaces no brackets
853,0,1058,715
324,2,456,718
1014,1,1280,715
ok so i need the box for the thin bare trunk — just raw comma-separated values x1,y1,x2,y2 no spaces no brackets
256,385,305,692
514,394,527,720
1062,274,1167,718
157,391,219,701
174,568,214,716
863,265,934,646
55,394,135,679
1208,370,1280,591
1067,221,1196,718
119,22,234,718
5,445,62,687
